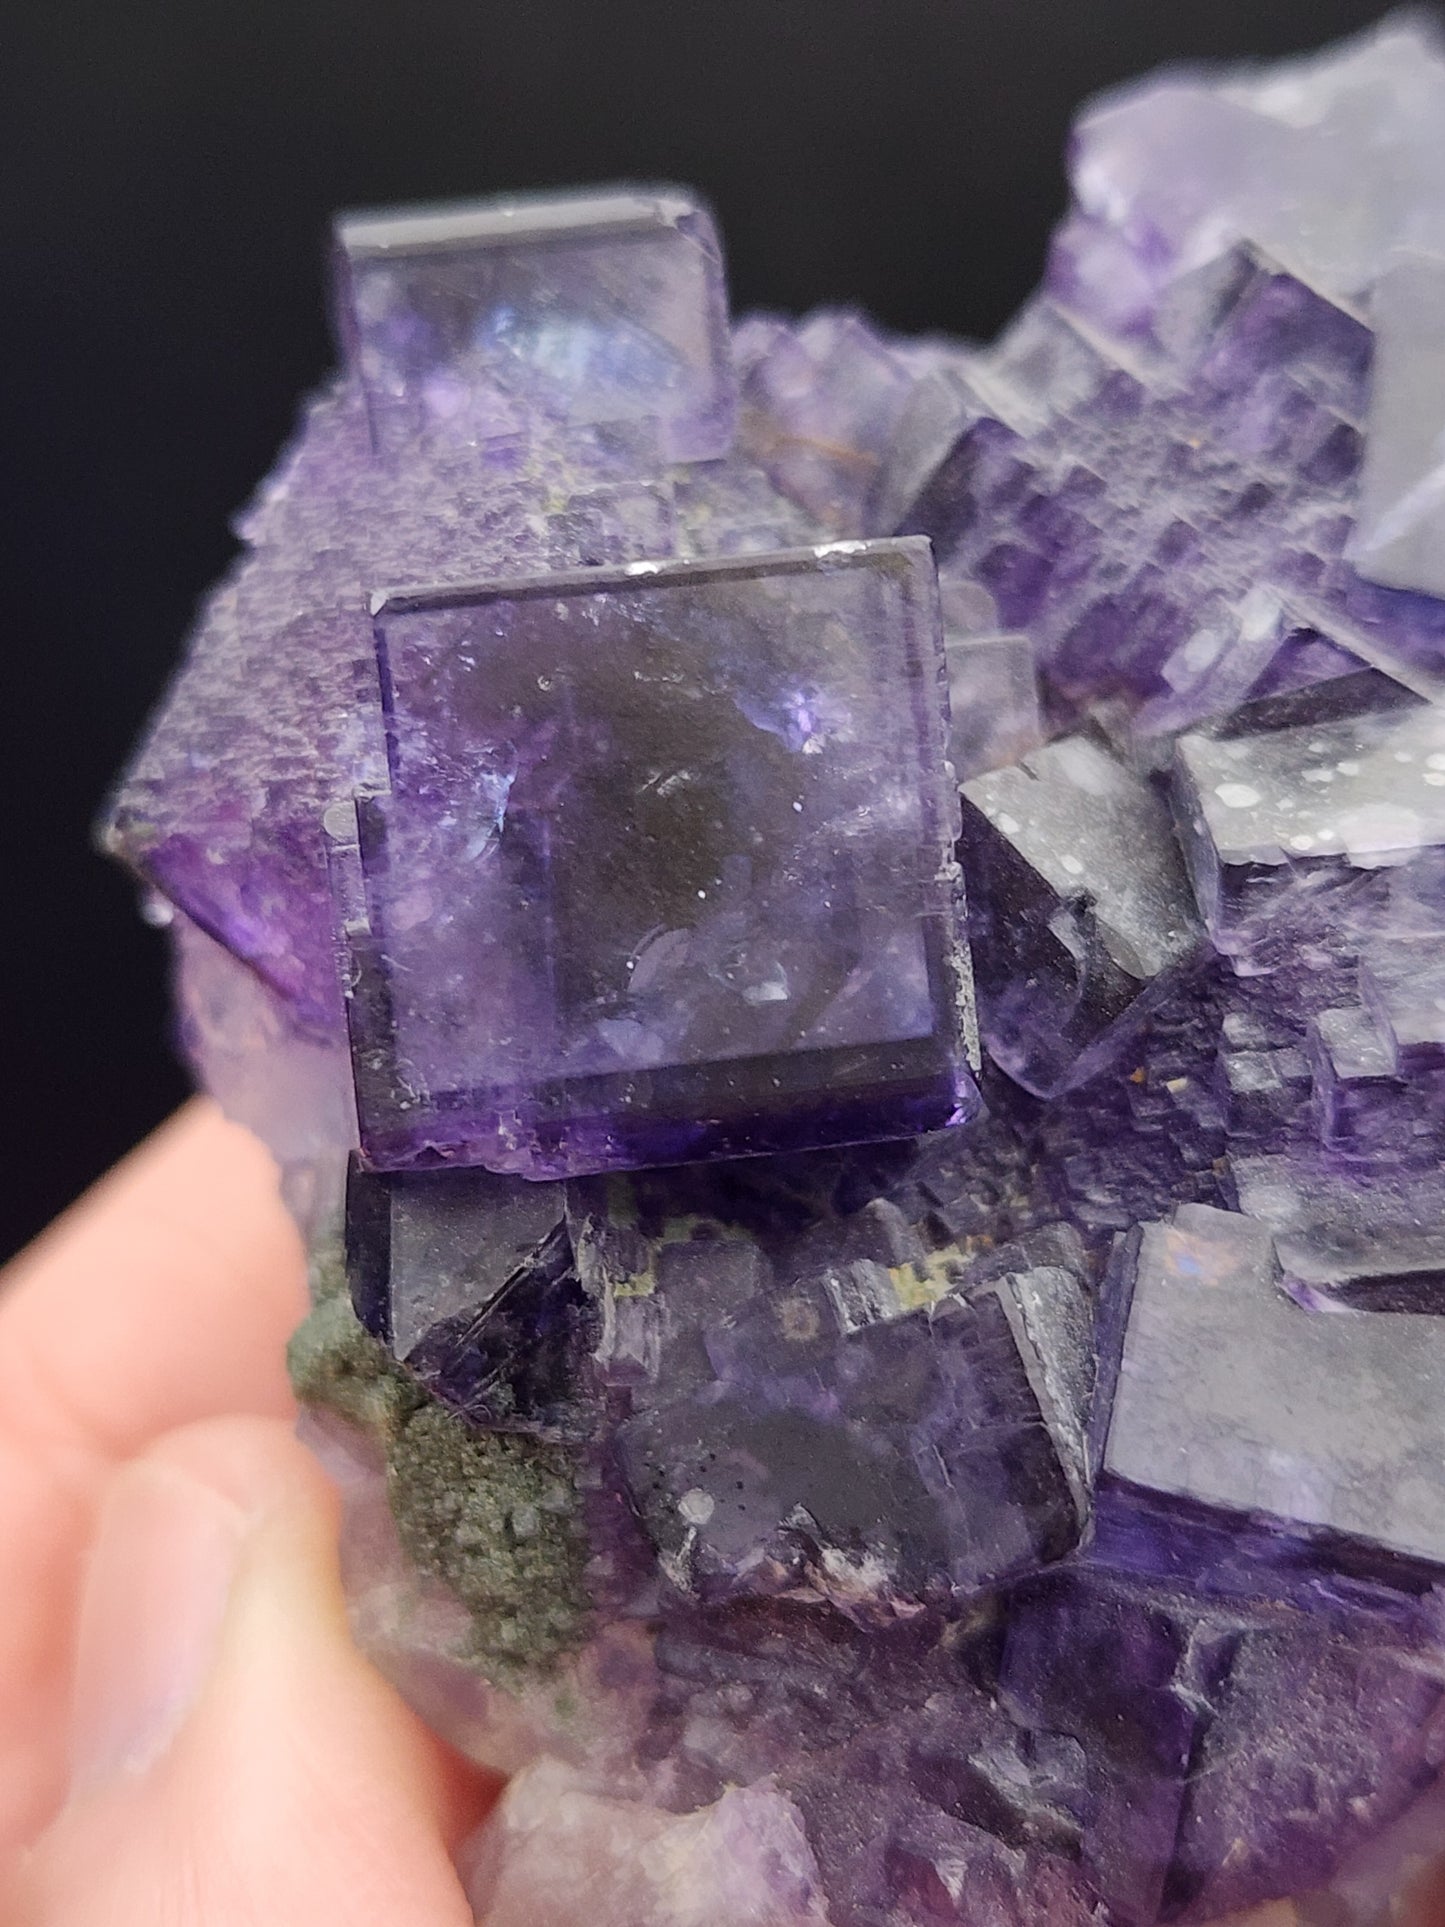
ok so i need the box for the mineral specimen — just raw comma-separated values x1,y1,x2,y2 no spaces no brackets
1173,689,1445,968
109,13,1445,1925
569,1164,1094,1615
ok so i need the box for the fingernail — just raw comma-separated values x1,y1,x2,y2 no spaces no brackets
68,1461,250,1797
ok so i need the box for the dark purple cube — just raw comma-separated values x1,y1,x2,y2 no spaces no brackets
329,538,978,1177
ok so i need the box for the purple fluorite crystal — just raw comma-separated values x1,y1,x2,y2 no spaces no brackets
110,16,1445,1925
1094,1205,1445,1581
330,541,977,1176
570,1164,1093,1615
333,189,736,462
959,734,1204,1095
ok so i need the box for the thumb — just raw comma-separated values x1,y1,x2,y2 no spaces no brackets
8,1416,493,1926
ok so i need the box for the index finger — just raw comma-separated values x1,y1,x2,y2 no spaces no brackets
0,1100,305,1461
0,1100,307,1855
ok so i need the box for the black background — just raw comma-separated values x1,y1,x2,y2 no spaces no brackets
0,0,1410,1260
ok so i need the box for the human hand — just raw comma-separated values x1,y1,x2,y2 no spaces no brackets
0,1101,496,1924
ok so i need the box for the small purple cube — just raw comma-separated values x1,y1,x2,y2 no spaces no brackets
329,537,978,1178
332,186,736,461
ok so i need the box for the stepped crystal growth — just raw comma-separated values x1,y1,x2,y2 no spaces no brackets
111,17,1445,1923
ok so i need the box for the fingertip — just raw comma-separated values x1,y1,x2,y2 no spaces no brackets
1398,1858,1445,1927
3,1100,298,1297
0,1103,306,1463
0,1117,307,1868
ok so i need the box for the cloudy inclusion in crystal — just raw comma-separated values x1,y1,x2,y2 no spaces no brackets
334,187,737,460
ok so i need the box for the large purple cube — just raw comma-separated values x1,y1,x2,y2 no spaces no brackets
333,186,736,461
329,538,978,1177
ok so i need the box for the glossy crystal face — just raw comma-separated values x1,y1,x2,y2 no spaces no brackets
333,187,737,460
331,541,978,1176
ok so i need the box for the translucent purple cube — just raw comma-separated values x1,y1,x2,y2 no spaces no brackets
332,186,736,460
329,537,978,1178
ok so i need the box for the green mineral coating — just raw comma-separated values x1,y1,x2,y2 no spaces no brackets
286,1286,591,1677
307,1233,349,1306
387,1403,591,1676
286,1291,424,1440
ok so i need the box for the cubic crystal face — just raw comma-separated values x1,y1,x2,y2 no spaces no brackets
943,628,1043,782
568,1161,1093,1614
1173,693,1445,965
1232,1153,1445,1310
334,187,736,461
345,1158,588,1437
1349,250,1445,596
1095,1204,1445,1579
960,735,1203,1094
330,540,979,1177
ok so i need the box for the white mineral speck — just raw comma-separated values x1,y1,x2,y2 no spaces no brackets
679,1489,715,1526
1215,782,1262,808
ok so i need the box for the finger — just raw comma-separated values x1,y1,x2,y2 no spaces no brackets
7,1415,496,1927
0,1098,305,1462
0,1102,306,1856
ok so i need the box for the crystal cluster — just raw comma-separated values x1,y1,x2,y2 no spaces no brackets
111,17,1445,1925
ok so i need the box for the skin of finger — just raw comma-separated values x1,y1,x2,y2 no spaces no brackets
0,1103,305,1858
0,1435,94,1861
7,1417,497,1927
0,1099,305,1461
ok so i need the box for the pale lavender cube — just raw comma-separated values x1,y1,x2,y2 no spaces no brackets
329,537,978,1177
1093,1204,1445,1588
332,186,736,461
